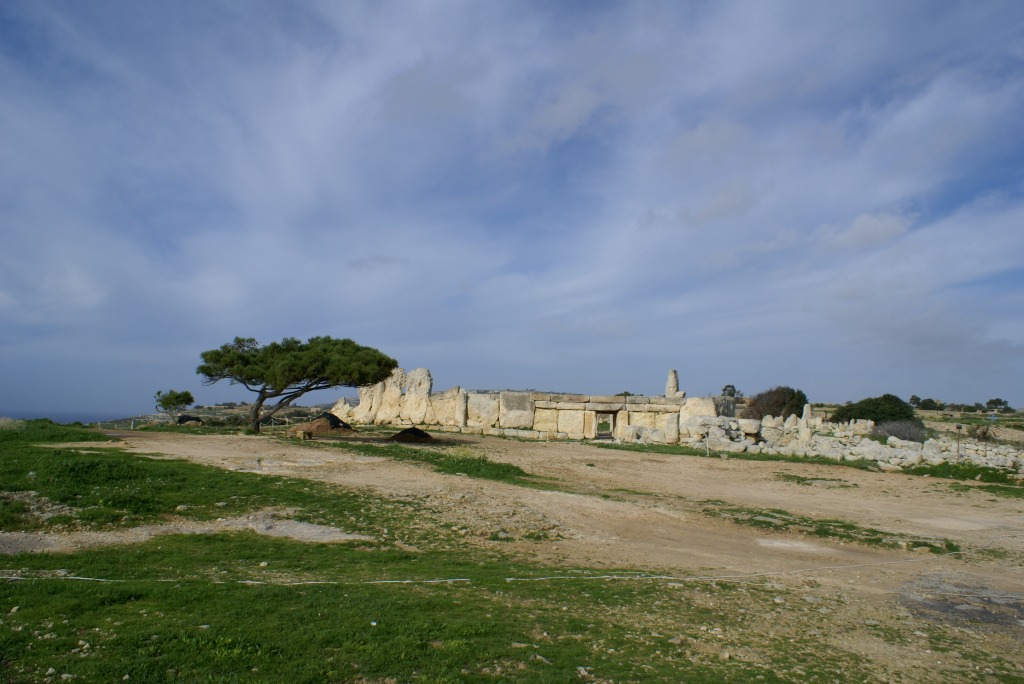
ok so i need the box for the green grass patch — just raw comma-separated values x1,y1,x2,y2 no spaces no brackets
0,533,884,684
904,461,1023,485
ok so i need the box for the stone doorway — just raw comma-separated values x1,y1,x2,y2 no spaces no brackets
595,412,616,439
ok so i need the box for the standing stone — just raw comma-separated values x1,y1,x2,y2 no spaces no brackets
400,368,432,424
374,368,407,424
352,380,386,424
666,370,679,398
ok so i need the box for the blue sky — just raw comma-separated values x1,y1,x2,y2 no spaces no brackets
2,1,1023,420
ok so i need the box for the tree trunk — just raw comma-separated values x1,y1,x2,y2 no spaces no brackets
249,394,266,433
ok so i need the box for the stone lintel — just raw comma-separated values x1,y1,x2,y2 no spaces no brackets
625,396,650,404
556,402,587,410
588,395,624,404
586,402,626,412
648,396,688,406
531,392,587,403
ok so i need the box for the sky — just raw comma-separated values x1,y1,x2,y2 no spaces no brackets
2,1,1024,420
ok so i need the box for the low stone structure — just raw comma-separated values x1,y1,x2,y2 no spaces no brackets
332,368,724,441
330,368,1024,473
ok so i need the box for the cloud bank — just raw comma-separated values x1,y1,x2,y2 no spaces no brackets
2,1,1023,418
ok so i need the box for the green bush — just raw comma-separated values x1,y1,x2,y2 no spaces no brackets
830,394,916,424
741,386,807,420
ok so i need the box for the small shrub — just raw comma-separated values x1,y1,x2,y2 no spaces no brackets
873,421,926,443
967,425,992,442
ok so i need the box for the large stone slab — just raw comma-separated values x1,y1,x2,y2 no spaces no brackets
400,368,432,424
467,393,500,427
533,408,559,432
680,397,717,419
499,391,535,429
558,410,585,439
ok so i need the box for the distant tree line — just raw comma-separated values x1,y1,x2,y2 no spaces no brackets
908,395,1014,413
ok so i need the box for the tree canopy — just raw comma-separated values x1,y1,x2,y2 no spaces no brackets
196,336,397,432
154,389,194,423
829,393,916,424
740,386,807,420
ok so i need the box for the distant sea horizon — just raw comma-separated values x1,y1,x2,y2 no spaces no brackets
0,409,147,424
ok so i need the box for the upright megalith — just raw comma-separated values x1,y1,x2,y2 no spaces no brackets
374,368,407,424
400,368,433,424
666,370,679,398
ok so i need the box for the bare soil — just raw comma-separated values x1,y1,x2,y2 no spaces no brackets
7,430,1024,678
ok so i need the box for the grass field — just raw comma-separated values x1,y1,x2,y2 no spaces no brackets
1,421,1021,682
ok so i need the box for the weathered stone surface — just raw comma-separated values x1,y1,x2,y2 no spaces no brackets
534,401,558,409
625,396,650,404
374,368,407,424
427,386,461,426
656,413,679,442
400,368,433,424
532,393,587,403
533,408,559,432
352,379,385,424
681,397,718,419
329,398,354,422
558,410,585,439
648,396,688,405
499,391,535,429
467,393,500,427
556,402,587,410
583,412,596,439
586,402,626,412
738,419,761,435
589,395,624,404
666,370,679,398
628,412,656,429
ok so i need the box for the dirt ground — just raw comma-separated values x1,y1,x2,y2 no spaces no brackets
6,430,1024,677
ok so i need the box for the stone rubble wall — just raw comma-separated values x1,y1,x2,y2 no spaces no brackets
330,368,1024,473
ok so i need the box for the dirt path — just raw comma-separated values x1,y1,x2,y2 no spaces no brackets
93,432,1023,593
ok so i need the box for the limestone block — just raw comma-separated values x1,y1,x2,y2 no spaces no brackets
783,414,798,431
583,412,596,439
649,396,687,406
533,408,559,433
467,393,500,428
352,379,385,424
628,412,656,429
400,368,433,424
556,402,587,410
586,402,625,412
762,416,784,429
680,397,717,419
374,368,407,424
656,412,679,443
428,386,462,426
329,399,354,422
738,419,761,435
614,410,630,440
589,395,625,404
625,396,650,404
534,401,558,409
499,391,535,429
558,410,585,439
533,393,587,403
